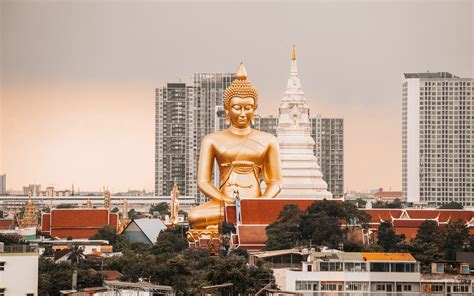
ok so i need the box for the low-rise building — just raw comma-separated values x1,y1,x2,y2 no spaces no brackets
256,249,474,296
121,218,167,245
0,243,38,296
373,188,404,202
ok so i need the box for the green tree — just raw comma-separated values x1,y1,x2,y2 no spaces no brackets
111,207,120,213
415,220,443,245
300,211,344,248
355,198,367,208
444,220,470,260
376,222,405,252
149,202,170,216
439,201,464,209
90,225,129,251
372,198,403,209
410,220,445,271
265,204,302,250
67,244,85,265
152,229,188,254
38,258,103,296
207,255,273,294
127,209,139,219
0,234,27,245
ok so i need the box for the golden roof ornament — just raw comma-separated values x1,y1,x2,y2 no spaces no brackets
223,63,258,110
19,191,38,228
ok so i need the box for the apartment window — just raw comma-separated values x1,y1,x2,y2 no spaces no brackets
390,263,417,272
370,262,390,272
295,281,318,291
321,283,340,291
403,284,412,291
452,285,469,292
376,284,386,291
430,284,443,292
0,262,4,271
346,282,369,291
345,262,367,272
27,294,34,296
0,289,4,296
319,262,343,271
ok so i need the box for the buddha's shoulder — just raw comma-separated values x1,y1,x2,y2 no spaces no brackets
250,129,276,139
201,131,227,144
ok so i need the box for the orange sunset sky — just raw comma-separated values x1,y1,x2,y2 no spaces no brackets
1,1,473,193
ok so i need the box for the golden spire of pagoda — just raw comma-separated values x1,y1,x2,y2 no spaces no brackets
292,44,297,61
19,191,38,228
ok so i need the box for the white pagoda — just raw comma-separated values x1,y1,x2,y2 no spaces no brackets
276,46,332,199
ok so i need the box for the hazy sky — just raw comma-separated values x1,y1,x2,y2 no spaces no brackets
1,0,473,193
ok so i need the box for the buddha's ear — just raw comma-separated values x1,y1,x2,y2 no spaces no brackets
225,109,231,126
250,114,255,126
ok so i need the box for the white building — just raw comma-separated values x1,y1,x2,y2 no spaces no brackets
275,47,332,199
257,250,421,295
0,243,38,296
402,72,474,206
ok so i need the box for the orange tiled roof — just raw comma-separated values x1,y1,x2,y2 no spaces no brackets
364,209,403,223
0,219,15,230
362,252,416,261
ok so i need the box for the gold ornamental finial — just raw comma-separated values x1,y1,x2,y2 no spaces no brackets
292,45,296,61
235,63,248,80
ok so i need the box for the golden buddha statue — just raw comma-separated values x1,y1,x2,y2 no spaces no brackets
188,63,282,232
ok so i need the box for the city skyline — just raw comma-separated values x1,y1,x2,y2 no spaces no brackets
1,1,473,192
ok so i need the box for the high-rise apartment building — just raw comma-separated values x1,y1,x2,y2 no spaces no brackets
0,174,5,195
155,74,234,203
402,72,474,206
155,83,196,198
254,116,278,136
319,118,344,198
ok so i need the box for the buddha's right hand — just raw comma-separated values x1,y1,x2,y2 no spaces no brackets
221,194,235,204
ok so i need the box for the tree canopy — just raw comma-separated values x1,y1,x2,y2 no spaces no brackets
265,201,370,250
438,201,464,209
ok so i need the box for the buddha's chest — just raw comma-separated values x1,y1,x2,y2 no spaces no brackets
214,136,268,165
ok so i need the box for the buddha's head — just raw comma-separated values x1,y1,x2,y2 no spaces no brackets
223,63,258,128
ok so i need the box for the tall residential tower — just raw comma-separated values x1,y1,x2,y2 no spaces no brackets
402,72,474,206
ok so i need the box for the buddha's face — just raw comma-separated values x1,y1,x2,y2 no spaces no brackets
226,97,255,128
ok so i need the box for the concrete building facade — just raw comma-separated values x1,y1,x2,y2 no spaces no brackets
0,175,5,196
155,83,196,198
155,74,234,204
0,244,38,296
402,72,474,206
319,118,344,198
